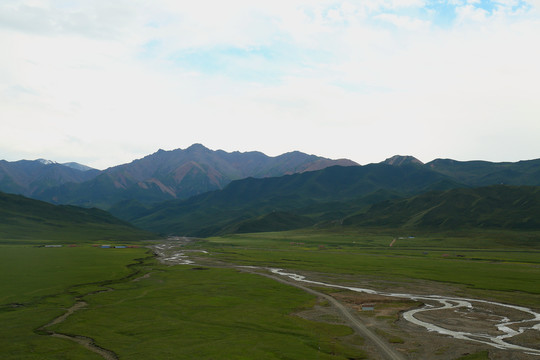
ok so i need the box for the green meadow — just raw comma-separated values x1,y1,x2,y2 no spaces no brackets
0,242,364,359
0,246,147,304
51,266,361,359
0,244,150,359
198,229,540,305
1,228,539,359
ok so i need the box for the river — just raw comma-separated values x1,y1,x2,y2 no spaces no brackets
153,242,540,357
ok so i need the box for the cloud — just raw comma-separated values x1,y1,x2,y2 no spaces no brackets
455,4,490,22
0,1,140,39
374,13,432,29
1,0,539,168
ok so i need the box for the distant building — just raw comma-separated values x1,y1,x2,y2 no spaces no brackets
101,245,111,248
361,303,375,311
44,245,62,248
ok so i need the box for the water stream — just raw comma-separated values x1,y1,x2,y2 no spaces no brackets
153,242,540,356
270,268,540,356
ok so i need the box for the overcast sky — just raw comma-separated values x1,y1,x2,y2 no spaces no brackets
1,0,539,169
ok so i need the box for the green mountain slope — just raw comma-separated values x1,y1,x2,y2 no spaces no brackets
426,158,540,186
0,191,155,242
113,163,461,236
225,211,317,234
343,185,540,230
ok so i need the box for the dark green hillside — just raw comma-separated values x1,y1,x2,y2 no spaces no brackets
0,191,155,242
185,163,459,206
225,211,316,234
426,158,540,186
114,164,462,236
344,185,540,230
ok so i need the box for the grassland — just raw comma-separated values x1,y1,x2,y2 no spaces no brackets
51,266,362,359
196,229,540,306
2,228,539,359
0,244,150,359
0,241,365,359
0,246,147,305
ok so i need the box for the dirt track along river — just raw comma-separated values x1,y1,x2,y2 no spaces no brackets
269,268,540,356
252,267,406,360
153,241,540,358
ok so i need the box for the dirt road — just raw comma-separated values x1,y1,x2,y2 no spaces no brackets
153,241,540,358
251,269,406,360
154,241,403,359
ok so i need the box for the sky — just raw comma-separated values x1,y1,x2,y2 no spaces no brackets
1,0,539,169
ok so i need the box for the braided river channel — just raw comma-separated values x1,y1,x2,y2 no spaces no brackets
154,243,540,357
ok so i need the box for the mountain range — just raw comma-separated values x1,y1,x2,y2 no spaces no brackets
110,159,540,237
1,144,357,208
0,159,99,198
111,162,460,236
1,145,539,237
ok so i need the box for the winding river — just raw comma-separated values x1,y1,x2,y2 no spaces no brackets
270,268,540,356
153,242,540,356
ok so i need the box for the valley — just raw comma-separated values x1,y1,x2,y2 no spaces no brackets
4,0,540,356
1,148,539,359
152,231,540,359
1,229,539,359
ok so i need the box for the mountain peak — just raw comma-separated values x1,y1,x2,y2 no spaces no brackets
383,155,423,166
61,162,96,172
35,158,95,172
36,158,57,165
186,143,209,151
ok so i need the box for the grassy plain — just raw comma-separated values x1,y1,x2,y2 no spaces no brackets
52,266,361,359
2,228,539,359
0,246,146,304
0,244,149,359
0,241,365,359
456,351,489,360
197,229,540,306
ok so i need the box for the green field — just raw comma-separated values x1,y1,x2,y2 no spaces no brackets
50,266,360,359
0,242,364,359
197,229,540,305
1,229,539,359
0,246,148,304
0,245,150,359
